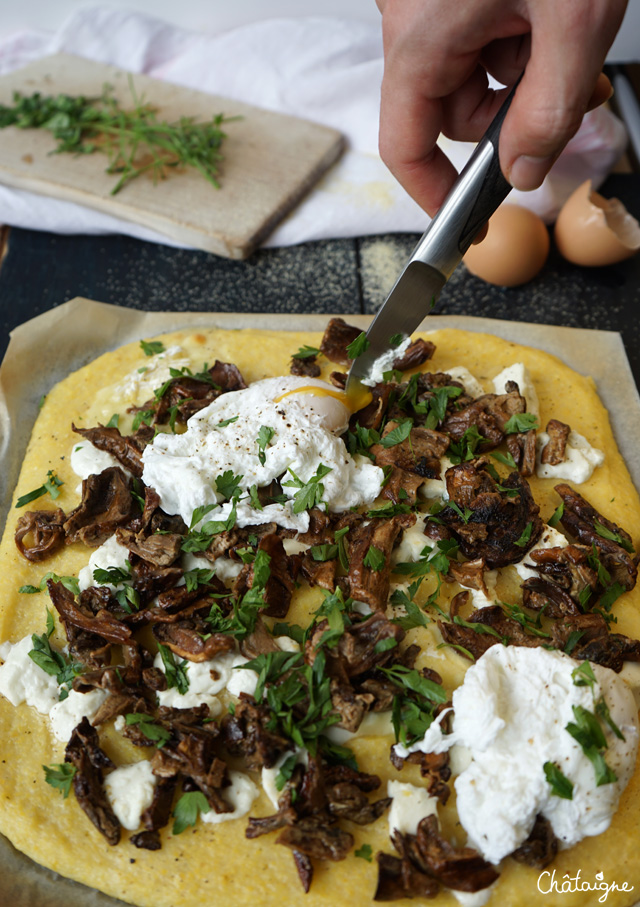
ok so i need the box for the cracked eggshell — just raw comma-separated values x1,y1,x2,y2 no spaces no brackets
554,179,640,267
462,204,550,287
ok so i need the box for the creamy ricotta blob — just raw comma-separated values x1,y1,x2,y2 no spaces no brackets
394,645,639,864
71,441,130,483
492,362,540,418
446,366,485,399
78,533,130,593
536,430,605,483
387,780,439,835
360,337,412,387
0,636,107,740
153,651,234,713
200,770,258,825
0,636,60,712
104,761,157,830
141,376,383,531
514,524,569,582
49,689,108,742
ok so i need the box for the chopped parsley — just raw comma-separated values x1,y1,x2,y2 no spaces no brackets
346,332,370,360
43,763,77,798
19,571,80,596
389,333,404,348
284,464,332,514
380,420,413,449
514,522,533,548
29,611,83,700
547,502,564,528
256,425,275,466
543,762,574,800
125,713,171,747
215,415,239,428
140,339,165,356
355,843,373,862
565,704,618,787
363,545,386,572
594,521,635,554
172,791,210,834
157,643,190,694
15,470,64,508
503,412,539,434
447,426,485,464
491,450,517,469
183,567,215,592
215,470,243,500
292,345,322,360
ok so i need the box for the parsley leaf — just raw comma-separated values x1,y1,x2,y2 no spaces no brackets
491,450,517,469
447,426,486,464
284,464,332,514
380,420,413,449
363,545,385,572
172,791,210,834
355,843,373,862
93,562,132,585
504,412,539,434
275,754,299,790
547,502,564,528
514,522,533,548
256,425,275,465
183,567,215,592
292,345,322,360
594,521,635,554
158,643,190,695
215,470,243,500
346,332,370,359
543,762,574,800
215,415,239,428
15,470,64,508
140,339,165,356
565,705,617,786
389,333,404,348
125,713,171,747
106,413,120,428
43,763,77,798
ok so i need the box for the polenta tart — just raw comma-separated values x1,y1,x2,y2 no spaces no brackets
1,317,640,907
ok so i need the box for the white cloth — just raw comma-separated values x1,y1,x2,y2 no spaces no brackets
0,7,629,249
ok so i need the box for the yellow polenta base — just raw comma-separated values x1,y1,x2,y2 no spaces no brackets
1,326,640,907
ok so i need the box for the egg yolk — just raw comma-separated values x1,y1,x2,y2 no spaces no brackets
274,384,371,414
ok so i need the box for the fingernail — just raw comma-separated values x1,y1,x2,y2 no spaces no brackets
508,154,554,192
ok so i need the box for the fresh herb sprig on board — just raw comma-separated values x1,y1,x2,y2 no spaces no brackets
0,80,234,195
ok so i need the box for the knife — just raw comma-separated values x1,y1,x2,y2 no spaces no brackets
345,80,519,398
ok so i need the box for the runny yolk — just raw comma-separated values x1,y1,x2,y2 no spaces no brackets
274,384,372,414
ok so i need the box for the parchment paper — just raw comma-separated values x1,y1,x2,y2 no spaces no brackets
1,297,640,907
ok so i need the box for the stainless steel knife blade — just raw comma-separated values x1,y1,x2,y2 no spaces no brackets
346,80,520,397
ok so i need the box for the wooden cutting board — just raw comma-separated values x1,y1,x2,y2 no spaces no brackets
0,54,345,259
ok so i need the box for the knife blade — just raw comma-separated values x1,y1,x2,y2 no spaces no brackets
346,80,519,398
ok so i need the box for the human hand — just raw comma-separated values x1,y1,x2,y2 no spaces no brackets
377,0,626,217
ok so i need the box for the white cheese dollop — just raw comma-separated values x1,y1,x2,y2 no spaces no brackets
201,770,258,825
514,524,569,582
419,456,453,501
226,655,259,699
387,780,439,836
113,345,191,399
360,337,412,387
78,533,131,592
49,689,108,742
392,513,428,564
70,441,131,483
141,376,383,532
262,748,308,808
459,569,498,611
446,366,485,399
104,760,157,830
0,636,60,712
395,645,639,864
492,362,539,418
153,651,233,713
0,636,108,741
536,430,605,483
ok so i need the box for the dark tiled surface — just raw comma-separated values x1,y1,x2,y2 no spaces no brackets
1,175,639,383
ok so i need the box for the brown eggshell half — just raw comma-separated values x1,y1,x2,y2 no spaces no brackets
462,204,550,287
554,179,640,267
